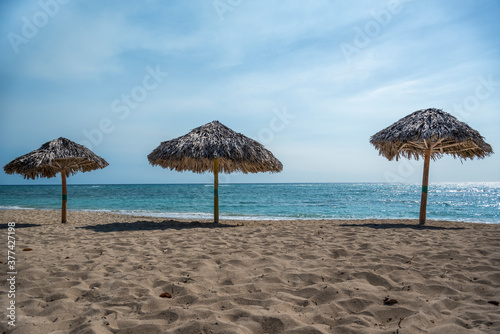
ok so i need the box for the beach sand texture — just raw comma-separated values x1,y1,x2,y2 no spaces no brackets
1,210,499,334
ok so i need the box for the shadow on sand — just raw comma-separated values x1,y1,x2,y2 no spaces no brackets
340,223,466,230
77,220,237,232
0,223,41,229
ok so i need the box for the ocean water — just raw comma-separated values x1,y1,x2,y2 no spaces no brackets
0,183,498,223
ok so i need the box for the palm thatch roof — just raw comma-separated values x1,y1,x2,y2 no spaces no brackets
370,108,493,161
148,121,283,173
4,137,109,179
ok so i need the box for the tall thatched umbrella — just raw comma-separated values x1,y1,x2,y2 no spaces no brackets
370,108,493,225
148,121,283,223
4,137,109,223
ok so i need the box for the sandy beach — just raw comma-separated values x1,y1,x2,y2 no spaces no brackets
1,210,499,334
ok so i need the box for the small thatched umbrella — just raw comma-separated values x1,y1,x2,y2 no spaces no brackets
148,121,283,223
4,137,109,223
370,108,493,225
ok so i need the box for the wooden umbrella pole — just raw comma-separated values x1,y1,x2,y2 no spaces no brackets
419,149,431,225
214,158,219,223
61,169,68,224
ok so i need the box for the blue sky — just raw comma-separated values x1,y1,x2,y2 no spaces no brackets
1,0,499,185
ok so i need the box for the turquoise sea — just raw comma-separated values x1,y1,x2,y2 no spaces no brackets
0,183,499,224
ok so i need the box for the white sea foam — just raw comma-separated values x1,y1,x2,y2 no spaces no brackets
0,205,34,210
76,208,305,221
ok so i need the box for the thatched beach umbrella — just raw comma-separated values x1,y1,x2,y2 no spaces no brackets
370,108,493,225
4,137,109,223
148,121,283,223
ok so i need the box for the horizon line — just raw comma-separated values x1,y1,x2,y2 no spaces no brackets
1,181,499,186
